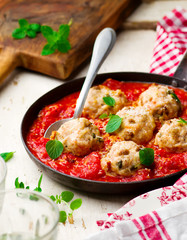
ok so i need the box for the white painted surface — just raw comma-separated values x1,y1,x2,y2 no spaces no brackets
0,1,186,239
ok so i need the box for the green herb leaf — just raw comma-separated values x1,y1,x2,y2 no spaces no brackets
106,115,122,133
178,117,187,124
12,28,26,39
30,23,41,32
41,26,55,43
50,195,56,201
139,148,154,166
41,43,56,56
34,174,43,192
99,113,108,119
70,198,82,210
58,24,70,39
27,29,36,38
61,191,74,202
103,96,115,107
41,23,71,55
59,211,67,223
19,19,29,29
46,140,64,159
15,177,25,189
0,152,14,162
12,19,41,39
168,90,181,104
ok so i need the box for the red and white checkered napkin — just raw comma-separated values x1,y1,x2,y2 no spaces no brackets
150,7,187,76
85,173,187,240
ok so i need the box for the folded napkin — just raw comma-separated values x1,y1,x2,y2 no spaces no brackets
86,197,187,240
150,7,187,76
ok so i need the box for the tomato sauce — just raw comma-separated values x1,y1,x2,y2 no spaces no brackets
27,79,187,182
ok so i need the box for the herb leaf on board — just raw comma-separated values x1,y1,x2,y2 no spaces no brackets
0,152,14,162
12,19,41,39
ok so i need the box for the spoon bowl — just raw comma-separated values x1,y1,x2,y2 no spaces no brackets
44,28,116,138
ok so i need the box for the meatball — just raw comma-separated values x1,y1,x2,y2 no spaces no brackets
155,118,187,152
83,85,127,118
51,118,103,156
138,84,181,120
115,106,155,144
101,141,142,177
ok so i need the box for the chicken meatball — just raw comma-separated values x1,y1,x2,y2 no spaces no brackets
83,85,127,118
115,106,155,144
51,118,103,156
138,84,181,120
155,118,187,152
101,141,142,177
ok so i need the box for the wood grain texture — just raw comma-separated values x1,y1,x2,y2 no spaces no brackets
0,0,140,84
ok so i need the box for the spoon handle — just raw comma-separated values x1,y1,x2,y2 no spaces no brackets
73,28,116,118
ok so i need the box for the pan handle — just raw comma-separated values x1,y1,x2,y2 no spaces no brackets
173,50,187,82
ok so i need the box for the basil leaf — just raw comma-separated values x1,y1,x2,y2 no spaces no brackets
50,195,56,201
58,24,70,39
0,152,14,162
30,23,41,32
46,140,64,159
57,39,71,53
27,29,36,38
59,211,67,223
12,28,26,39
103,96,115,106
41,43,56,56
19,19,29,29
99,113,108,119
106,115,122,133
70,199,82,210
178,117,187,124
139,148,154,166
61,191,74,202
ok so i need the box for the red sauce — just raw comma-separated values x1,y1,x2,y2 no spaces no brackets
27,79,187,182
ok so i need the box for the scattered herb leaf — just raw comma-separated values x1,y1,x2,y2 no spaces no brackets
168,90,181,104
0,152,14,162
139,148,154,166
178,117,187,124
103,96,115,107
59,210,67,223
70,198,82,210
46,140,64,159
99,113,108,119
61,191,74,202
12,19,41,39
33,174,43,192
106,115,122,133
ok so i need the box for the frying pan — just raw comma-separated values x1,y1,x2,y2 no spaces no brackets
21,54,187,194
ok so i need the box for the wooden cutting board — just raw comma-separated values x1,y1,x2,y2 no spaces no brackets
0,0,140,85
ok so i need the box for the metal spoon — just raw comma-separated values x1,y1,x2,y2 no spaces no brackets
44,28,116,138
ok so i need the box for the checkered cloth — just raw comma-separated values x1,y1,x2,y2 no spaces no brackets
150,7,187,76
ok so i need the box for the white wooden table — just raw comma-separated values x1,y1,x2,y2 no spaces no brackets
1,1,187,239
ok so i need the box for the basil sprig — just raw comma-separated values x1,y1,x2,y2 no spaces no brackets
12,19,41,39
46,140,64,159
139,148,154,166
103,96,115,107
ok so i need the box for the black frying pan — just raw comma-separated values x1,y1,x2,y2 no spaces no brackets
21,54,187,194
